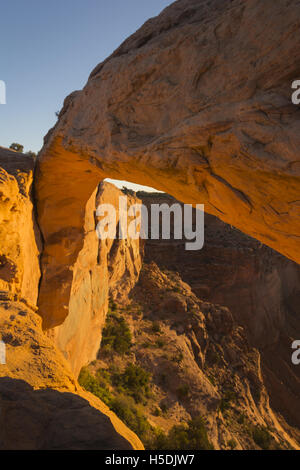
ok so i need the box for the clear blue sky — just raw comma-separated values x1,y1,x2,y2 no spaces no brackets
0,0,172,156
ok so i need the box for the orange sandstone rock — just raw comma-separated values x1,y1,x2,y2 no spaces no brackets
0,148,143,450
36,0,300,330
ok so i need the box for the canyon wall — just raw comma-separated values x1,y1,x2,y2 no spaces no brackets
105,262,297,449
0,148,143,450
0,147,40,306
52,182,143,375
50,181,300,446
75,185,300,448
36,0,300,329
140,192,300,436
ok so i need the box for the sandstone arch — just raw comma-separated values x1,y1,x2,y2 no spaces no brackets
36,0,300,329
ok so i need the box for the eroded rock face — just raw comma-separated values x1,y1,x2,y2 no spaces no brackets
0,301,143,450
52,183,299,446
108,262,297,449
139,192,300,440
51,182,143,375
0,147,41,306
36,0,300,329
0,150,143,449
141,194,300,348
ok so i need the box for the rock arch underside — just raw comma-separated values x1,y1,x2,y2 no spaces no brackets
36,0,300,330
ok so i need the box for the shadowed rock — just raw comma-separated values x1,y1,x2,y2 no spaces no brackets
0,377,134,450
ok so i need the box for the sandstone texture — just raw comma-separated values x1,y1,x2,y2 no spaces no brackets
36,0,300,329
0,147,40,306
50,182,143,375
0,149,143,450
0,301,143,450
0,0,300,452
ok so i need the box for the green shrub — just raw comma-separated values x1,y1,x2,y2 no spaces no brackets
95,368,111,387
172,351,184,364
149,428,168,449
160,402,168,414
111,395,153,444
9,143,24,153
152,321,161,333
115,364,151,403
155,339,166,348
176,384,190,400
252,425,272,450
227,438,237,449
151,416,214,450
78,367,113,406
109,298,117,311
101,313,132,354
79,367,156,446
219,388,237,412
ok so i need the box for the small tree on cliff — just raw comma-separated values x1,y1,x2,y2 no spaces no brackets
9,143,24,153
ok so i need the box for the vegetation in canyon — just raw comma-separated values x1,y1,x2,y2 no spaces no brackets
79,268,290,450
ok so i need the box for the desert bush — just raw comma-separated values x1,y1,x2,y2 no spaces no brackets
227,438,237,449
78,367,113,406
114,364,151,404
101,313,132,354
173,286,181,293
176,384,190,400
160,402,169,414
219,388,237,412
95,368,111,387
111,395,153,443
252,425,272,450
152,321,161,333
151,416,214,450
172,351,184,364
9,143,24,153
155,339,166,348
108,297,117,311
